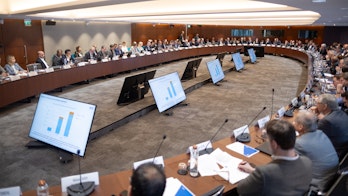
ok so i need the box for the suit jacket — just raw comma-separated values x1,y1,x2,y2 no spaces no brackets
237,156,312,196
35,58,49,68
84,51,97,61
4,63,24,75
61,55,75,65
295,130,339,192
318,110,348,159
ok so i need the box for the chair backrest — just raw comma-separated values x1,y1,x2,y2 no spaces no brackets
326,170,348,196
201,185,225,196
26,63,42,71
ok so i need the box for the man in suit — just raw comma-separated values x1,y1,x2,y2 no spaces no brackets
316,93,348,160
237,119,312,196
128,163,166,196
35,51,50,69
294,110,338,193
83,46,97,62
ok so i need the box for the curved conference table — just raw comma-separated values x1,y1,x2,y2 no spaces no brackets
21,46,312,195
0,45,309,109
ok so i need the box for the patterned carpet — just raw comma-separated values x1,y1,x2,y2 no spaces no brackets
0,54,307,191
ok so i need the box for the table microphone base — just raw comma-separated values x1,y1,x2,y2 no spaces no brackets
199,148,213,156
67,181,95,196
236,133,251,143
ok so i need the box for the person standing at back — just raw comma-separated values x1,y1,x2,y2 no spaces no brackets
237,119,312,196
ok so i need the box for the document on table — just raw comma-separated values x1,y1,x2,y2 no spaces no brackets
197,154,220,176
226,142,259,158
163,177,195,196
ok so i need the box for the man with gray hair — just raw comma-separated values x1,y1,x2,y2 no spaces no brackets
294,110,338,193
316,93,348,160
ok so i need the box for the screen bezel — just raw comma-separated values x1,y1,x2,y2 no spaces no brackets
28,93,97,157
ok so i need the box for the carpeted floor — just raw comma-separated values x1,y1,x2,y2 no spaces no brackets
0,54,307,191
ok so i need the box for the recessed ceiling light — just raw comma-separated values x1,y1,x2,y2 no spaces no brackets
312,0,326,2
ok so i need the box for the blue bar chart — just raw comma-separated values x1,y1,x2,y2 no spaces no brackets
166,81,177,100
55,116,64,134
64,112,74,137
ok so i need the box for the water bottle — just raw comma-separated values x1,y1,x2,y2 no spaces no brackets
36,179,49,196
189,145,199,177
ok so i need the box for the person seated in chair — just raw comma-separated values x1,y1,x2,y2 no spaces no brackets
128,163,166,196
237,119,312,196
294,110,338,193
4,55,27,75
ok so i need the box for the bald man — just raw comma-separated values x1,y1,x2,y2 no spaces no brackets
36,50,50,69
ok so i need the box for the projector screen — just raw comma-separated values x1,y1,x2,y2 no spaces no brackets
28,94,97,157
232,52,245,71
247,48,257,63
149,72,186,113
206,59,225,84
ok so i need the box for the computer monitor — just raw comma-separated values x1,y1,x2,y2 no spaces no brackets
28,93,97,157
247,48,257,63
117,70,156,105
149,72,186,113
232,52,245,71
206,59,225,84
181,58,202,81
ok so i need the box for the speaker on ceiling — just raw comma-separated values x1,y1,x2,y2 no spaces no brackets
45,20,56,26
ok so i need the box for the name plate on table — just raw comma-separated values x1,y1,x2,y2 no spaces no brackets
89,60,98,64
257,115,270,129
77,62,87,66
45,67,54,73
0,186,21,196
63,65,71,69
8,75,21,81
133,156,164,170
101,58,109,62
277,107,286,118
28,71,38,77
232,125,249,138
186,140,212,154
61,171,99,192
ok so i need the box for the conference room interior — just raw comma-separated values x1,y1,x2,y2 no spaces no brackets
1,0,348,195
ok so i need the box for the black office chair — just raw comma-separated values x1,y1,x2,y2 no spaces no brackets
201,185,225,196
326,169,348,196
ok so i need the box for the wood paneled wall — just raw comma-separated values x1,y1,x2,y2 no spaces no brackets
131,23,325,45
1,19,44,68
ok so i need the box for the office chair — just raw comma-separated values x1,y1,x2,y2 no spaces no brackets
201,185,225,196
326,169,348,196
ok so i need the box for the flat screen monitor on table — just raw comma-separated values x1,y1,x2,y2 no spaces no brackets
206,59,225,84
232,52,245,71
149,72,186,113
28,93,97,157
117,70,157,105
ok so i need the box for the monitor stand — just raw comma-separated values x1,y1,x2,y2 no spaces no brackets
163,102,189,116
26,140,73,163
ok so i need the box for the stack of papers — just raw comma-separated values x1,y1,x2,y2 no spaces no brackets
197,148,249,184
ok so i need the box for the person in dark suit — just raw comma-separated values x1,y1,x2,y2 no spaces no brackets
237,119,312,196
35,51,50,69
61,49,75,65
294,110,338,193
129,163,166,196
52,49,63,67
84,46,97,62
316,93,348,160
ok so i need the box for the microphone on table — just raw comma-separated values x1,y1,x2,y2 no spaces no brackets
199,119,228,155
152,134,167,164
271,89,274,118
236,107,267,143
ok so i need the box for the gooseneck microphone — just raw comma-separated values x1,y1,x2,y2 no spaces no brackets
153,134,167,163
271,89,274,118
199,119,228,155
236,107,267,143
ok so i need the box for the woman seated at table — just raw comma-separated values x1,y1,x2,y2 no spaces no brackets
4,55,27,75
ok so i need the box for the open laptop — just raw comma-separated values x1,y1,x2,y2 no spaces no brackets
256,141,272,156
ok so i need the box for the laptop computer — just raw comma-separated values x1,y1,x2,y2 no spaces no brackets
256,141,272,156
